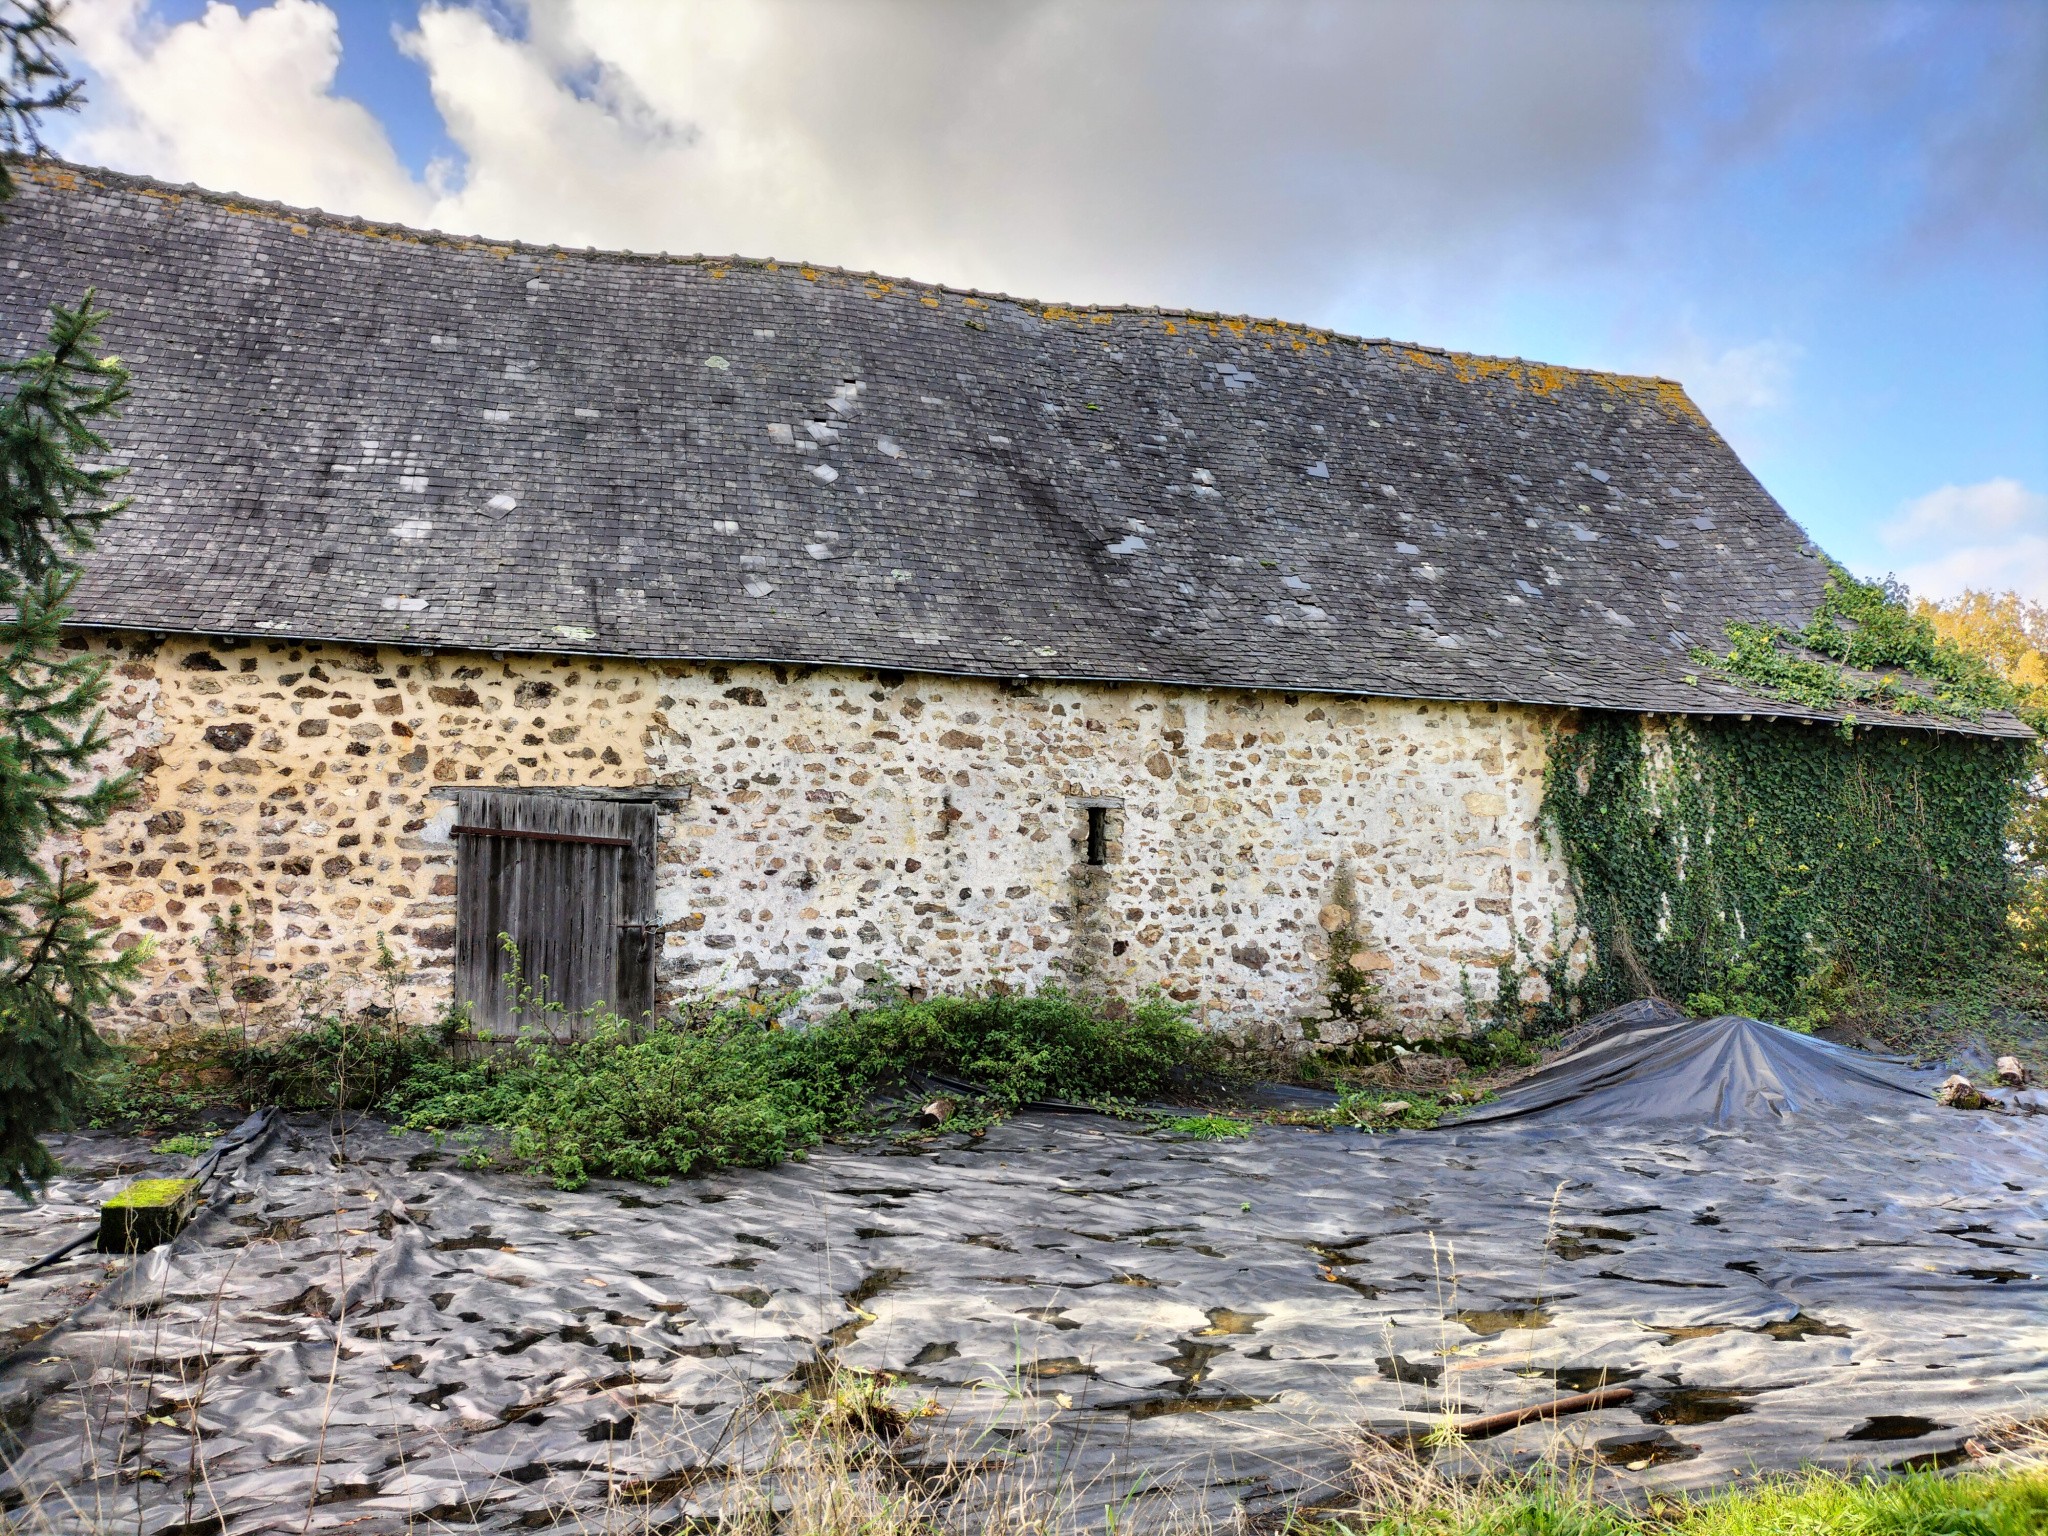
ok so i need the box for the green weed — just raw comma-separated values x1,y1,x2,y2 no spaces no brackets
149,1132,213,1158
1328,1089,1480,1132
1314,1462,2048,1535
1160,1114,1251,1139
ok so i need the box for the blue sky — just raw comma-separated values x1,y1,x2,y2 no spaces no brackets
52,0,2048,602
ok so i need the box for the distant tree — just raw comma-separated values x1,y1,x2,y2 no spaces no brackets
1918,589,2048,963
0,0,143,1194
1919,591,2048,696
1918,591,2048,869
0,3,78,199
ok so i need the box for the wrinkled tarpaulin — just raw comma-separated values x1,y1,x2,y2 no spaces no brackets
1,1030,2044,1533
1451,1010,1942,1125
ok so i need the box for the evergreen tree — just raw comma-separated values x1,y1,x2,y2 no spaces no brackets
0,1,141,1194
0,3,77,200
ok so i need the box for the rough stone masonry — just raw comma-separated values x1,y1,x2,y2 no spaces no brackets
70,630,1559,1035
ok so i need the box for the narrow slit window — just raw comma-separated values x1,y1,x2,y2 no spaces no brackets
1086,805,1109,866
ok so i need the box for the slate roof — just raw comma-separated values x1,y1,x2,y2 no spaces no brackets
0,160,2025,736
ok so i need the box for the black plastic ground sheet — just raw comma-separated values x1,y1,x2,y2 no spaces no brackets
2,1092,2043,1533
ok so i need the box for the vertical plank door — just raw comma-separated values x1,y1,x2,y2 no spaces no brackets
453,791,657,1036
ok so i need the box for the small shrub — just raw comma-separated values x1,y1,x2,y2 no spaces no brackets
150,1132,213,1158
85,1026,246,1129
1160,1114,1250,1139
388,983,1215,1189
488,1018,840,1189
825,986,1213,1109
228,1007,448,1114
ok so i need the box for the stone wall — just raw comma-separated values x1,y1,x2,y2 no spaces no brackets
71,631,650,1034
67,630,1574,1038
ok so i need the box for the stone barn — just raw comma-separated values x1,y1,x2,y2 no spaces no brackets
1,161,2010,1040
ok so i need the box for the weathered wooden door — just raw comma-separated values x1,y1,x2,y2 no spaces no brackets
453,791,658,1036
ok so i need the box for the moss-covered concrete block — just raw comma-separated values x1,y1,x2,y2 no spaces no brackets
98,1177,200,1253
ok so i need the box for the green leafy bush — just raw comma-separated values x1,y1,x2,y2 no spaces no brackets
393,1014,843,1189
387,984,1213,1189
1161,1114,1251,1139
227,1007,450,1114
829,987,1212,1108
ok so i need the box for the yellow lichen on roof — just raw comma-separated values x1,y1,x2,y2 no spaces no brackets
1387,343,1710,427
1445,354,1568,394
18,158,1715,432
1599,373,1708,426
1038,305,1119,327
24,163,86,193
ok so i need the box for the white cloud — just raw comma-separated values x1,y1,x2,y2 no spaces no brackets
1881,476,2048,550
61,0,429,223
54,0,1692,318
1684,337,1802,415
1898,536,2048,605
1882,478,2048,602
1652,331,1803,420
46,0,2030,434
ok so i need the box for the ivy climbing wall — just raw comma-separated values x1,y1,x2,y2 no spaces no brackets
1542,712,2026,1021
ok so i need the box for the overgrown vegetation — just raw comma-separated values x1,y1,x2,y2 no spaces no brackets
401,978,1234,1187
1536,571,2040,1053
1691,562,2026,726
87,946,1530,1183
1315,859,1388,1035
89,965,1232,1188
1526,566,2048,1033
1915,590,2048,967
1542,710,2025,1030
